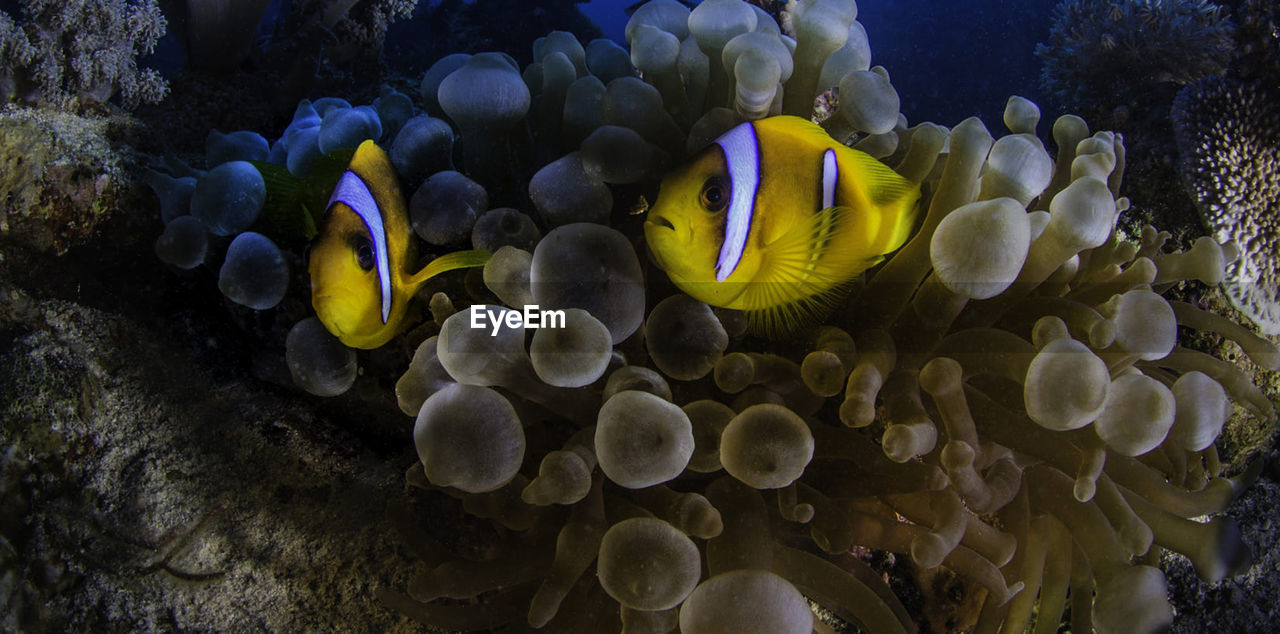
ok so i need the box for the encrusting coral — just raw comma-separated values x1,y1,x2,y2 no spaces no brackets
1171,72,1280,335
0,0,168,109
145,0,1276,631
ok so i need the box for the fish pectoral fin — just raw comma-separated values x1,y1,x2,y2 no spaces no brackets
753,205,869,292
407,249,492,290
739,206,874,338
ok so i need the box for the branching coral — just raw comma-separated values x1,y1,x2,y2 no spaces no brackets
1036,0,1234,112
1172,75,1280,333
0,0,168,109
320,0,419,64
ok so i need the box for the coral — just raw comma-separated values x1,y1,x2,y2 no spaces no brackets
1036,0,1234,113
0,0,168,109
261,0,421,87
148,0,1278,631
323,0,420,59
0,105,150,255
1172,75,1280,333
0,11,35,102
1230,0,1280,84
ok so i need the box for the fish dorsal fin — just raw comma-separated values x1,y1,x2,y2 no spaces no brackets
406,249,492,292
838,148,921,251
737,205,875,337
761,116,920,253
828,144,915,204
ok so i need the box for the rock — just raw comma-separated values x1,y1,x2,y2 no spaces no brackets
0,283,425,631
0,106,151,255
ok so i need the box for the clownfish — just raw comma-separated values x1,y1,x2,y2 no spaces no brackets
644,115,920,337
309,140,489,349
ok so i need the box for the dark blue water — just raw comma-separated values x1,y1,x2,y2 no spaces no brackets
145,0,1059,131
578,0,1058,130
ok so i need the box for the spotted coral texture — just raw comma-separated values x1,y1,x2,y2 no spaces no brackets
1173,76,1280,334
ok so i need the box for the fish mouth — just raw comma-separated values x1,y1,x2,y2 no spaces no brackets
644,222,686,276
646,215,675,231
311,295,355,337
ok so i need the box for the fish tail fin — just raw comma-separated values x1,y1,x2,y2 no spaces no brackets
406,249,491,292
251,161,317,241
252,147,360,243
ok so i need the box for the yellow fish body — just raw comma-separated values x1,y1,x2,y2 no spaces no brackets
644,115,920,336
310,140,489,349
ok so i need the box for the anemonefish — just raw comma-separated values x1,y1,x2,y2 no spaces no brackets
644,115,920,337
309,140,489,349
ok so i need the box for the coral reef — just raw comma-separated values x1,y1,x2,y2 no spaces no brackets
1032,0,1241,281
278,0,421,73
1036,0,1234,115
302,2,1271,632
327,0,421,62
0,0,168,109
123,0,1278,631
1171,76,1280,334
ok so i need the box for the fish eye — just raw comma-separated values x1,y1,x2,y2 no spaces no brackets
700,177,728,212
354,239,375,271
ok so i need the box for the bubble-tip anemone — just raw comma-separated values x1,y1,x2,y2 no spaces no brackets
413,384,525,494
146,3,1271,632
595,390,694,489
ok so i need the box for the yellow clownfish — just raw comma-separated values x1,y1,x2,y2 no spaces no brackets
644,115,921,337
309,140,489,349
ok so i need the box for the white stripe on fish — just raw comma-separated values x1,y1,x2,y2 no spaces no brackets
714,122,762,282
328,171,392,323
821,148,837,210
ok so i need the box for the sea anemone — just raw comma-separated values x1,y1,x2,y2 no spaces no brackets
148,1,1274,631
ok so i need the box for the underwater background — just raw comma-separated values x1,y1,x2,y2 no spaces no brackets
2,0,1279,632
